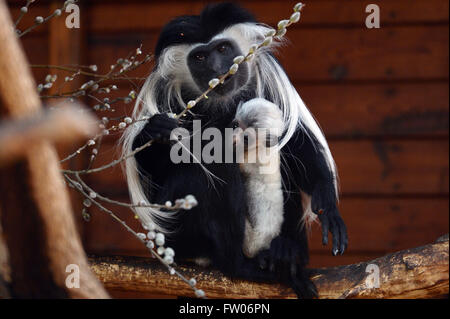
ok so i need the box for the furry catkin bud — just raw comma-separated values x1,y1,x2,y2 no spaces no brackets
187,100,196,109
189,278,197,286
262,37,273,47
290,12,301,23
155,233,165,246
229,63,239,74
245,54,254,61
138,200,146,206
233,56,245,64
277,20,289,29
164,247,175,257
124,117,132,124
163,255,174,264
157,246,165,255
208,78,220,88
248,44,258,54
136,233,146,240
294,3,304,12
146,241,154,249
276,28,287,37
265,29,276,37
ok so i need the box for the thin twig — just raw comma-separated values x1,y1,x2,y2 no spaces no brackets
64,174,203,298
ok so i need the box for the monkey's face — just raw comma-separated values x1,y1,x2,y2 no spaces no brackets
232,98,284,154
187,39,249,97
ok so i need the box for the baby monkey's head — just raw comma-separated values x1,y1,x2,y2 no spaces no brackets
232,98,284,153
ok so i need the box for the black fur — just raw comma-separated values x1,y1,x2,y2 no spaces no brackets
155,2,256,57
187,39,249,96
131,3,347,298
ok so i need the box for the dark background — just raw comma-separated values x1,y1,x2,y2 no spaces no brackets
7,0,449,270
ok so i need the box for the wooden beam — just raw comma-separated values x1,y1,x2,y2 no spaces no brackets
48,0,90,238
89,235,449,299
0,104,97,166
0,0,108,298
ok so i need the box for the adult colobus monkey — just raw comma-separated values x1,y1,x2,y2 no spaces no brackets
122,3,347,298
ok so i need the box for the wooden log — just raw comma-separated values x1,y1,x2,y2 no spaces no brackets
0,0,108,298
79,195,449,260
89,236,449,299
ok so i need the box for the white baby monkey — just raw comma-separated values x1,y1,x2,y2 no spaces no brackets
232,98,285,258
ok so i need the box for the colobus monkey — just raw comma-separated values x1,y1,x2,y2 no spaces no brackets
123,3,347,298
232,98,285,258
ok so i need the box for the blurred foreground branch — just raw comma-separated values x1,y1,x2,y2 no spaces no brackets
0,0,108,298
0,104,97,165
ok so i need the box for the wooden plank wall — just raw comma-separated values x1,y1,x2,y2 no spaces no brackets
8,0,449,271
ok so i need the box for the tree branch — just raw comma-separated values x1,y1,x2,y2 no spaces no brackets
88,236,449,299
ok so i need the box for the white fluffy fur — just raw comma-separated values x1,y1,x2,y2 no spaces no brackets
121,22,338,234
235,99,285,257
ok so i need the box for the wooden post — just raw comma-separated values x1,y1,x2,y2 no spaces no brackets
0,0,108,298
48,0,88,237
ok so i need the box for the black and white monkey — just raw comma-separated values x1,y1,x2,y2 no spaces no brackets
232,98,286,259
122,3,347,298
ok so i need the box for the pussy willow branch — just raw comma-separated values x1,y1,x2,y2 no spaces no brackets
62,139,153,175
61,3,305,176
17,1,78,38
38,53,151,100
74,173,183,211
30,64,146,81
14,0,209,297
59,117,147,164
14,0,34,28
64,174,204,298
85,134,102,170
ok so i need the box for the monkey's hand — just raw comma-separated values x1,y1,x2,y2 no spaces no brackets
256,236,317,299
140,113,178,144
311,185,348,256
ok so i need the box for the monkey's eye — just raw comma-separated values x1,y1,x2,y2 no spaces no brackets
217,43,229,53
232,121,239,129
195,53,206,62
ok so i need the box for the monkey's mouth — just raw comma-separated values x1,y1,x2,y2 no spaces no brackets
211,76,237,96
